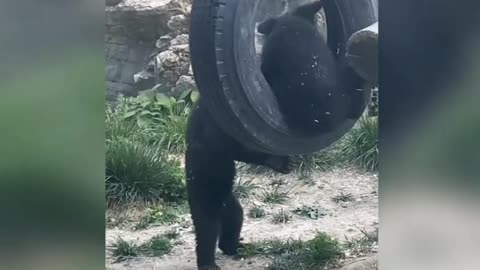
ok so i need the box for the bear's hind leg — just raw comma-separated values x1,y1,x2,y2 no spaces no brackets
218,194,244,255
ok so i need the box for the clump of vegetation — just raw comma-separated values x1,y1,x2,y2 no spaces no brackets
292,149,338,176
111,238,138,262
233,177,258,200
248,206,266,219
340,116,378,171
262,186,290,204
105,94,191,206
292,205,324,220
331,192,355,203
138,235,174,257
272,209,292,224
269,178,286,186
237,232,343,270
111,234,176,262
105,139,185,205
344,228,378,257
121,92,191,153
135,205,180,230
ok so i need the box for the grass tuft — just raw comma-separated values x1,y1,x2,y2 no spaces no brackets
233,177,259,200
111,238,138,262
105,139,186,205
248,206,266,219
344,228,378,257
238,232,343,270
262,186,290,204
340,116,378,171
331,192,355,203
272,209,292,224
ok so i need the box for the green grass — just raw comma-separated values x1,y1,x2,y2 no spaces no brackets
138,235,174,257
111,238,139,262
233,178,259,200
340,116,378,171
135,205,180,230
271,209,292,224
248,206,266,219
237,232,343,270
262,186,290,204
111,234,175,262
105,95,189,206
292,150,338,176
105,138,186,206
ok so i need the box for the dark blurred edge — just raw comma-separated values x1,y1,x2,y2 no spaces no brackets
0,1,105,270
380,0,480,269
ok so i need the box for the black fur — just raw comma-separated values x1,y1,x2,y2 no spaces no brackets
258,0,368,134
185,98,292,269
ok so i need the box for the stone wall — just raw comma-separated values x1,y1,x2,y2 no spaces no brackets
105,0,193,101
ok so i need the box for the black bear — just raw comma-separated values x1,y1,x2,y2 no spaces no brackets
185,97,292,270
258,0,369,134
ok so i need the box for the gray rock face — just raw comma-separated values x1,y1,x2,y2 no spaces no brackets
105,0,193,101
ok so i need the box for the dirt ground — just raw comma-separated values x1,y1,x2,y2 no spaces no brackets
106,167,378,270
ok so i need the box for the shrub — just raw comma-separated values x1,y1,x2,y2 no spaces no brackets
105,138,185,205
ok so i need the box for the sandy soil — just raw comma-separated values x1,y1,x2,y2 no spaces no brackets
106,167,378,270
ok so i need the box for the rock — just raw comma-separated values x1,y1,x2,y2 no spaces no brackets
188,64,193,76
167,14,189,33
156,50,180,69
338,256,377,270
156,34,172,50
172,75,197,97
133,70,156,91
106,0,123,6
170,34,189,46
105,0,193,102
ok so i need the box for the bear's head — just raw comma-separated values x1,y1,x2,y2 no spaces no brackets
257,1,323,35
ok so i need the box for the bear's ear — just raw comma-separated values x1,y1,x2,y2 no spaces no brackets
257,18,277,35
292,1,323,21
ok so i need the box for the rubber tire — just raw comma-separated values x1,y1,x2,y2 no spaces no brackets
190,0,377,155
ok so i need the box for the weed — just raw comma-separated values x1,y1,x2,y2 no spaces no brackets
138,235,174,257
292,205,325,220
105,138,186,205
248,206,266,219
111,237,138,262
135,206,179,230
340,116,378,171
262,186,290,204
238,232,343,270
344,228,378,257
272,209,292,224
331,192,355,203
233,177,258,200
